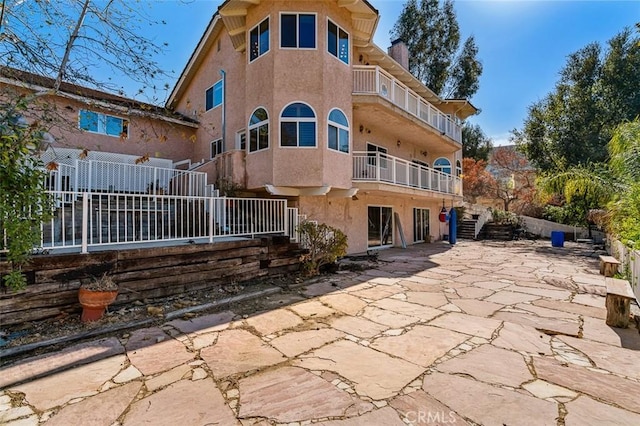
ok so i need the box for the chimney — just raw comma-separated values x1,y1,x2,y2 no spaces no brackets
388,39,409,70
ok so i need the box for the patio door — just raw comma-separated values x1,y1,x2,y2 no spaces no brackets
368,206,393,248
413,208,430,242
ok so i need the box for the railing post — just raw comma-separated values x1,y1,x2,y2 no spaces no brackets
81,192,89,254
405,162,409,186
209,197,214,243
392,156,396,184
87,160,92,193
284,203,290,238
375,66,380,95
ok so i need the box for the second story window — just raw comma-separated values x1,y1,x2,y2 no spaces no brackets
434,157,452,175
249,108,269,153
205,80,223,111
281,102,316,147
328,109,349,153
327,20,349,64
281,13,316,49
79,110,128,138
250,17,269,62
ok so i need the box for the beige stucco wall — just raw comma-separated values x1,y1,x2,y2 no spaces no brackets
299,194,446,254
17,92,197,162
171,27,246,167
211,1,355,192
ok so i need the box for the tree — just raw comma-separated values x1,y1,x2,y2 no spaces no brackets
462,122,493,161
0,0,170,289
1,0,168,98
487,147,536,212
514,26,640,172
538,119,640,245
0,98,53,290
461,157,494,203
391,0,482,99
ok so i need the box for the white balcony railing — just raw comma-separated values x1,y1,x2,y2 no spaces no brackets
353,65,462,143
27,191,290,253
44,159,208,196
353,152,462,196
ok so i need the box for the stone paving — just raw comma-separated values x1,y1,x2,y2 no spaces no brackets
1,240,640,425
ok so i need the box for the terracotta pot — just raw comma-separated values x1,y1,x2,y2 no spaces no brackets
78,287,118,323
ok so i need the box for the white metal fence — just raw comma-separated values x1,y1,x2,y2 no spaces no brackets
609,239,640,302
44,159,207,197
31,191,290,253
353,65,462,143
353,151,462,196
287,208,301,243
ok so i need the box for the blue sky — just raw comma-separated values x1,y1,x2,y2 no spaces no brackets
145,0,640,145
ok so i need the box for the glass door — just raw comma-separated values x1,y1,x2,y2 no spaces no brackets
368,206,393,248
413,208,430,242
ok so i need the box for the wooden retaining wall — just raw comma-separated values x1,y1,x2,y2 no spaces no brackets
0,236,304,325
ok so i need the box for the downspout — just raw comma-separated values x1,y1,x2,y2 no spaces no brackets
220,69,226,151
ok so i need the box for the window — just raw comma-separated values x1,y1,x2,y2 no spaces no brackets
328,109,349,153
327,20,349,64
280,102,316,147
250,17,269,62
205,80,223,111
434,157,452,174
249,108,269,152
281,13,316,49
79,110,128,138
236,130,246,150
210,139,223,159
456,160,462,177
367,143,388,168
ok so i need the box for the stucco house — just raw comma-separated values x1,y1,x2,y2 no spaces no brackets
166,0,476,253
3,0,476,254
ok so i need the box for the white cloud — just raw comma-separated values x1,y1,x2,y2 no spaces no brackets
490,133,513,147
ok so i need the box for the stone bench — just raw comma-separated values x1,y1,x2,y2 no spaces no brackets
605,277,635,328
599,255,620,277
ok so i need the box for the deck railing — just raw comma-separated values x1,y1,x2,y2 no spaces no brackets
24,191,290,253
353,65,462,143
45,159,208,196
353,151,462,196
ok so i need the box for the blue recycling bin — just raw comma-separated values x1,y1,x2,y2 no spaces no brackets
551,231,564,247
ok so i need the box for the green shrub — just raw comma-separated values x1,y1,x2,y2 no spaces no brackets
297,221,348,276
1,97,53,291
490,209,519,226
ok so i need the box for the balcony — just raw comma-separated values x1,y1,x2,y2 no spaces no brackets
353,65,462,144
353,151,462,196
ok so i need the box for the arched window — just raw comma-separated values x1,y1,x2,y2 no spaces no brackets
248,108,269,152
328,109,349,153
456,160,462,177
434,157,452,175
280,102,316,147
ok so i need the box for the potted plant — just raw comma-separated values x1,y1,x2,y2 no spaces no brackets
78,273,118,323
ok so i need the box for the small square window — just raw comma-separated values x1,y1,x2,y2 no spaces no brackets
281,13,315,49
205,80,223,111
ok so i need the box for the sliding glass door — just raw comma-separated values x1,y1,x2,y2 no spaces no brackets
368,206,393,248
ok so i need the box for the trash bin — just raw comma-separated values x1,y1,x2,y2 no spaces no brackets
551,231,564,247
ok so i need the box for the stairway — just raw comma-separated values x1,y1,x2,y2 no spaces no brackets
457,220,477,240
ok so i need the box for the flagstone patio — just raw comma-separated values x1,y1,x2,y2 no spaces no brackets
1,240,639,425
